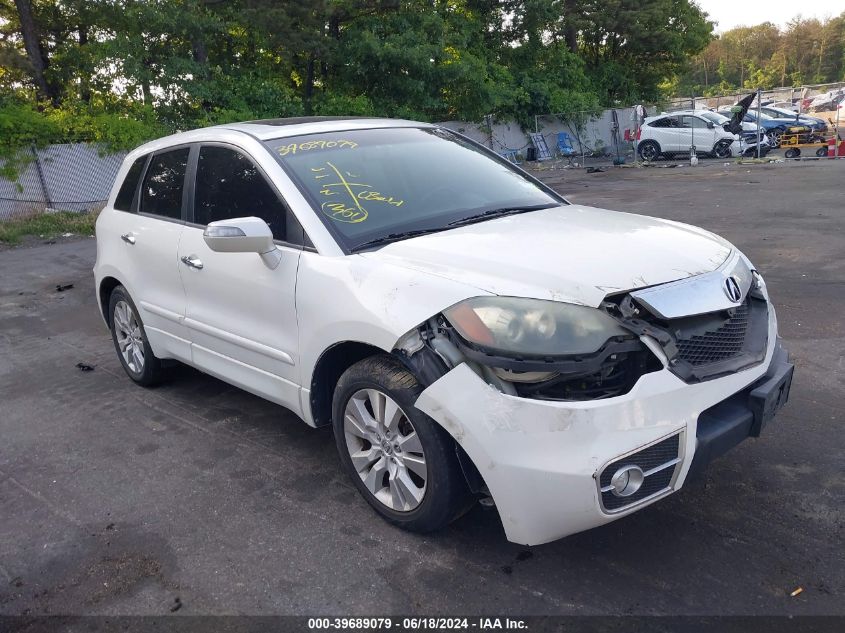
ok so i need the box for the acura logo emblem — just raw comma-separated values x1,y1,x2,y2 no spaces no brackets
724,276,742,303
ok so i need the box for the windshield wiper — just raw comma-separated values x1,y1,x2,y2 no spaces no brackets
446,203,558,228
350,227,449,252
350,203,559,252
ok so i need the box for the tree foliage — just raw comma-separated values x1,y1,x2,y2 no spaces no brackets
677,14,845,96
0,0,714,155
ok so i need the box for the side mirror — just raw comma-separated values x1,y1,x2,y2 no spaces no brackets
203,216,281,268
707,121,715,129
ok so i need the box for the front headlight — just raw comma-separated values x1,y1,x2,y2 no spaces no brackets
443,296,630,357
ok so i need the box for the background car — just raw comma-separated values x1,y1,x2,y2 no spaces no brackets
718,107,826,147
759,105,826,129
639,112,742,160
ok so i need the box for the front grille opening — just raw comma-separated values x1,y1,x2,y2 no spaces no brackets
599,434,681,512
674,302,750,366
513,347,662,401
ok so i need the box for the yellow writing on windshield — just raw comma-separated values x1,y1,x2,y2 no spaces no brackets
278,139,358,156
311,163,405,224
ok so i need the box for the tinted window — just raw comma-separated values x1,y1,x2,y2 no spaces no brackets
265,128,559,251
114,156,147,211
650,117,678,128
680,116,708,129
140,148,189,220
194,146,293,242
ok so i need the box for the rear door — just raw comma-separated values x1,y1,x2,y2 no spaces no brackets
177,143,306,412
647,116,682,152
114,147,191,362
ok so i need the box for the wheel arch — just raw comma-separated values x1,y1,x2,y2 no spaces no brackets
308,340,388,428
98,275,124,326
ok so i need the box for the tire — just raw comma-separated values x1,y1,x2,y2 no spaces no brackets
332,355,473,533
784,148,800,159
768,128,783,148
638,140,660,161
816,147,828,158
108,285,165,386
713,140,732,158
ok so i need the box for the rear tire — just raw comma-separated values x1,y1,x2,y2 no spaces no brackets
332,355,473,533
638,140,660,161
108,285,165,386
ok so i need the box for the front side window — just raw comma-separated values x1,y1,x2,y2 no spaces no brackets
194,145,295,242
114,155,147,211
680,116,708,129
265,127,560,252
140,148,189,220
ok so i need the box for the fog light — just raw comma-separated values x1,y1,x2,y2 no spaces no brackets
610,465,644,497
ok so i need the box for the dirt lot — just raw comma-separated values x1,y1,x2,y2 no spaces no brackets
0,160,842,616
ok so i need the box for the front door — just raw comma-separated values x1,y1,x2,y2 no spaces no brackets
177,144,304,413
680,115,716,154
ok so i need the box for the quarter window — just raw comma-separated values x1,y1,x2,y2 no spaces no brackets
194,145,295,242
140,148,189,220
114,155,147,212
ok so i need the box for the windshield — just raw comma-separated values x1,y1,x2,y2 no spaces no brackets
699,111,729,124
746,111,774,121
265,127,561,251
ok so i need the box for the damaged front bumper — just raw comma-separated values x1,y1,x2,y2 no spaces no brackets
415,307,790,546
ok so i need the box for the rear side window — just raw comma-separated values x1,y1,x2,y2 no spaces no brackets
194,145,296,243
114,156,147,211
140,148,189,220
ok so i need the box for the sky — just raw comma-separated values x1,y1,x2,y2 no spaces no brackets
696,0,845,32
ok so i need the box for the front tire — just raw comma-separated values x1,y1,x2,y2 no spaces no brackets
332,355,472,533
108,285,164,386
768,128,783,148
713,139,732,158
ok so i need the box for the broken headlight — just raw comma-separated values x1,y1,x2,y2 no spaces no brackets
443,296,630,358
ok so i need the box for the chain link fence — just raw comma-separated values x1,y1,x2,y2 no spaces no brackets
0,144,126,220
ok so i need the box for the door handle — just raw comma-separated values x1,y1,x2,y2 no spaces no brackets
180,255,204,270
121,233,136,245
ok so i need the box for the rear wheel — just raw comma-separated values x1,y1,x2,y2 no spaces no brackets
108,285,164,386
816,147,828,158
784,148,800,159
638,140,660,161
332,355,473,532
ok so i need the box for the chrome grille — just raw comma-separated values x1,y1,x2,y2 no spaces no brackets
598,434,681,512
676,302,750,366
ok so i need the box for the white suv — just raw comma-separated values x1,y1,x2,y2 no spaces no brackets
95,117,793,545
639,111,744,160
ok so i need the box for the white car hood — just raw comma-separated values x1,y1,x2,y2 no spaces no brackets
361,205,733,308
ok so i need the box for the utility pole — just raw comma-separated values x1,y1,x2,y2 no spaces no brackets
756,88,762,159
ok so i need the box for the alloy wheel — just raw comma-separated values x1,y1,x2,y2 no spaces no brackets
113,300,145,373
343,388,427,512
639,142,659,161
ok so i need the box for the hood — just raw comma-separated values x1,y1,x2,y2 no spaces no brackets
360,205,733,308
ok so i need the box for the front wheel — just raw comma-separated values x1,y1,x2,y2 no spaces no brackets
713,140,732,158
332,355,473,532
768,128,783,148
